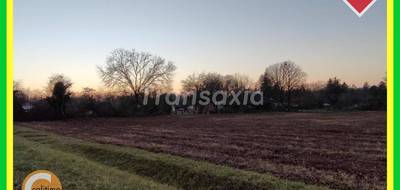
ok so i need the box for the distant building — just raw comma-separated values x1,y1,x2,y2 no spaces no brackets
22,102,33,112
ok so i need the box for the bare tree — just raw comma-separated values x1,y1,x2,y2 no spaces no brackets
181,72,225,93
181,73,204,93
98,49,176,103
200,72,224,92
264,61,306,109
223,73,253,91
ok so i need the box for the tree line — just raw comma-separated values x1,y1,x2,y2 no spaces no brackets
14,48,386,121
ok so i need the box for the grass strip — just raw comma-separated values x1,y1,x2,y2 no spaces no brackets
14,135,178,190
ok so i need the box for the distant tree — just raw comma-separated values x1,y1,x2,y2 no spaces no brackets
264,61,306,109
181,72,224,112
378,81,387,89
223,73,253,91
183,73,252,94
47,74,72,119
368,81,387,109
181,73,204,93
377,81,387,108
362,82,370,91
325,77,348,107
201,73,224,92
46,74,71,95
81,87,96,98
13,81,28,121
259,74,274,107
80,87,96,112
98,49,176,104
181,73,205,109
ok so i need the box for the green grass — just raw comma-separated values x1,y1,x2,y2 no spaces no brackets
14,125,328,190
14,135,178,190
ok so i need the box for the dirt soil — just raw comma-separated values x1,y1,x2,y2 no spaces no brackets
20,111,386,189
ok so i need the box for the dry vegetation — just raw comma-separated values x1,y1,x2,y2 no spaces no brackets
20,111,386,189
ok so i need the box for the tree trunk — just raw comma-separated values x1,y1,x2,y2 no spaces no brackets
287,91,291,111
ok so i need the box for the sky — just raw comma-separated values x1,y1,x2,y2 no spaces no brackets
14,0,386,92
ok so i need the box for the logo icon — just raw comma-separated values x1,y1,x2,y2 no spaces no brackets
22,170,62,190
343,0,377,17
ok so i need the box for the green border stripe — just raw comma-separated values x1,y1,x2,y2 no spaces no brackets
394,0,398,189
0,0,6,188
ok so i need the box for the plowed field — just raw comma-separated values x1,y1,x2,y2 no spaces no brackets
21,111,386,189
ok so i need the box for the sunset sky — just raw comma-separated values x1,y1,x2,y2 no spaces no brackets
14,0,386,92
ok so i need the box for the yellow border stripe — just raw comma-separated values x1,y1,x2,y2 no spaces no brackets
387,0,394,189
6,0,13,189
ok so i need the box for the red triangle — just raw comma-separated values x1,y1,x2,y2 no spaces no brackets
345,0,374,14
